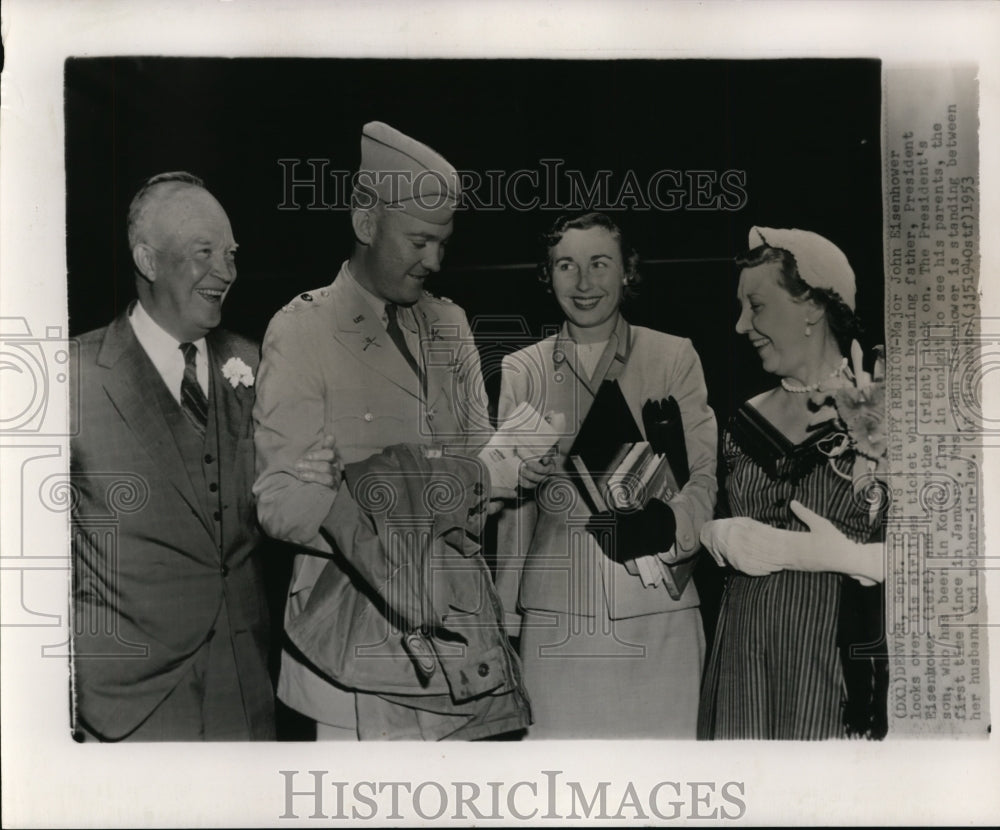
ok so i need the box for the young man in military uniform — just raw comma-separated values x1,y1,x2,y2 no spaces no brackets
253,122,525,739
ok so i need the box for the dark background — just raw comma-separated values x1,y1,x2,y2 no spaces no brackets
65,58,884,735
65,57,884,423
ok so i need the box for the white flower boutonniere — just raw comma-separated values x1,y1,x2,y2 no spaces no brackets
222,356,255,388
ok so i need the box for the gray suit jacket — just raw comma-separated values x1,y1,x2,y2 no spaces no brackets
71,306,273,740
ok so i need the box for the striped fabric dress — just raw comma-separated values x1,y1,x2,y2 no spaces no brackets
698,403,884,740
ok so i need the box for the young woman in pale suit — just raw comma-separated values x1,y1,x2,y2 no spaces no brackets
496,212,718,738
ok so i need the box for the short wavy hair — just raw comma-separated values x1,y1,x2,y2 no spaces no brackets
736,244,863,355
538,211,641,301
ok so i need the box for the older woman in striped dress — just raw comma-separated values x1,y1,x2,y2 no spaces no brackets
697,227,887,740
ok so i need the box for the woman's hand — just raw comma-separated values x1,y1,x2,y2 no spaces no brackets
699,502,884,584
788,501,883,585
699,517,787,576
586,498,677,563
293,433,342,490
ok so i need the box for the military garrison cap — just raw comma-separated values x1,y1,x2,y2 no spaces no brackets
354,121,460,225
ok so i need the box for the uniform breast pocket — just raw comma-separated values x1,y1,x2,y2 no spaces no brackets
328,386,422,459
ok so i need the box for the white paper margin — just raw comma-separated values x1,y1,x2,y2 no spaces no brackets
2,1,998,826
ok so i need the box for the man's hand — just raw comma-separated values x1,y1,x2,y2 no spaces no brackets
517,448,560,490
293,433,342,489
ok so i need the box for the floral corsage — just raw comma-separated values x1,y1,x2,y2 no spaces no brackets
221,356,255,388
809,340,887,523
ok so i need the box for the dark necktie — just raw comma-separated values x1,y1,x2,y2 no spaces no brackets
179,342,208,436
384,304,424,386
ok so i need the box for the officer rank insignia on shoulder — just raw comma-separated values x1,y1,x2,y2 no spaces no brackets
282,286,331,313
422,289,453,304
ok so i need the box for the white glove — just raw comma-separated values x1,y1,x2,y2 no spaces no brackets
699,501,884,585
699,517,788,577
788,501,883,586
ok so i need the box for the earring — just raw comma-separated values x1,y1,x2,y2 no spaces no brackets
805,322,813,337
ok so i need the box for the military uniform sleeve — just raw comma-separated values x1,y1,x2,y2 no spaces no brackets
252,311,335,550
662,337,718,560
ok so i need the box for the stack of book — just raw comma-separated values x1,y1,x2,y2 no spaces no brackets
567,380,694,599
570,439,677,514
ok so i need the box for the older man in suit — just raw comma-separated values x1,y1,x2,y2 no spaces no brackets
253,122,529,740
71,172,333,741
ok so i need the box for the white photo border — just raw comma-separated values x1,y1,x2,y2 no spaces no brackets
2,1,999,826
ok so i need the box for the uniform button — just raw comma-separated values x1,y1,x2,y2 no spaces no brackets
477,663,490,678
220,565,229,577
213,510,221,521
364,412,374,422
209,482,218,492
204,454,214,464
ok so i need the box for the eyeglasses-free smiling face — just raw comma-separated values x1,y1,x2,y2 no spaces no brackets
549,226,625,343
358,206,453,307
136,186,238,343
735,260,817,381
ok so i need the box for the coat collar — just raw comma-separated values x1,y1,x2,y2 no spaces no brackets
329,262,435,398
553,314,632,395
97,307,250,539
97,307,207,524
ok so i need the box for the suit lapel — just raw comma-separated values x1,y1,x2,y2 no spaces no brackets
552,317,633,444
97,310,212,533
330,273,421,398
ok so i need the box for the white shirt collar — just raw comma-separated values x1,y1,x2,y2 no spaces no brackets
129,300,209,402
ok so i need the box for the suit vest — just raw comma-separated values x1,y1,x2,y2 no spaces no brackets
149,360,225,555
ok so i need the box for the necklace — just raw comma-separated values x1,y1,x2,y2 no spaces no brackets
781,357,849,393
